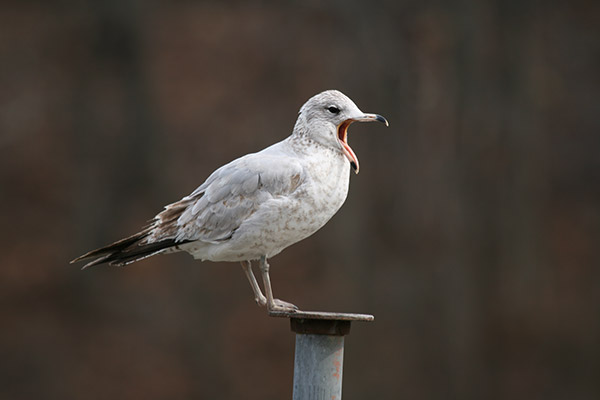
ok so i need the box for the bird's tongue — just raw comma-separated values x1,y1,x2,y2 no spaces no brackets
338,121,359,173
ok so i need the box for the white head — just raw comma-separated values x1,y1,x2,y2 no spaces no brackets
293,90,388,173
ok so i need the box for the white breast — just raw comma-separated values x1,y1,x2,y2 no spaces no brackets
181,137,351,262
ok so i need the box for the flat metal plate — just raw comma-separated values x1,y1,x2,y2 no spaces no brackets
269,310,374,322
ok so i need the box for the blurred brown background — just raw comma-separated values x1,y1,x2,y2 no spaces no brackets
1,1,599,399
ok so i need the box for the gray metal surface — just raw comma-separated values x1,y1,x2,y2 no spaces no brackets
290,318,351,336
272,310,374,399
292,333,345,400
269,310,374,322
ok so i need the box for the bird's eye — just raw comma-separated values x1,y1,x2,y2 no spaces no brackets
327,106,340,114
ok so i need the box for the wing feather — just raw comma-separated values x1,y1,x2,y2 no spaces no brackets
72,145,306,267
148,152,305,245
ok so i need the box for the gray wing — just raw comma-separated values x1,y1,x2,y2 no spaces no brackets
146,153,305,244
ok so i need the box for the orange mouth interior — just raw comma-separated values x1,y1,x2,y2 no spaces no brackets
337,120,359,173
338,120,351,143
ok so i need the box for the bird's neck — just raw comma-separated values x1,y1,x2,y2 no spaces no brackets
289,123,340,159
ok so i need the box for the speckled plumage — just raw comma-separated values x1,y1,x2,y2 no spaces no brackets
71,90,388,312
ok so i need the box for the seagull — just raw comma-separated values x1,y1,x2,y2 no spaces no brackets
71,90,388,312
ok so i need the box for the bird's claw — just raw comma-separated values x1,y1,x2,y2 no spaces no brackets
268,298,299,312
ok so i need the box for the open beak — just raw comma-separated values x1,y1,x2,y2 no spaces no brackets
337,113,389,174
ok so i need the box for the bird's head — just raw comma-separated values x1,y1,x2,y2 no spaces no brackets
294,90,388,174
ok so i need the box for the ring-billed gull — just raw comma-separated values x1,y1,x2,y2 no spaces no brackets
71,90,388,312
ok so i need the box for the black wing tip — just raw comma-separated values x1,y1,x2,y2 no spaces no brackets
70,254,110,270
74,253,137,270
71,237,186,270
70,255,88,265
70,229,153,268
70,250,112,268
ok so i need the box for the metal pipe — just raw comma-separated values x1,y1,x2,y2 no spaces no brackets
292,333,345,400
269,310,374,400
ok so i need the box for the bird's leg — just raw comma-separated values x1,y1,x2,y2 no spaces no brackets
240,261,266,307
259,255,298,312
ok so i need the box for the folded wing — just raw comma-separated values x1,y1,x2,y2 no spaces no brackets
71,152,305,268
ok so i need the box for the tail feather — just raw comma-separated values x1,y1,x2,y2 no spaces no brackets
71,229,188,269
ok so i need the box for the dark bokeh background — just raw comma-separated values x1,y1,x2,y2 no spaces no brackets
1,1,599,399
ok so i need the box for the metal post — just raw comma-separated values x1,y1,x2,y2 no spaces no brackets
270,310,374,400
